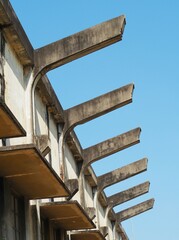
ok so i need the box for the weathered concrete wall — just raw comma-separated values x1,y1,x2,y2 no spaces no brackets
4,42,27,130
84,180,94,208
49,112,60,175
106,218,113,240
34,89,60,175
34,89,48,136
98,202,106,227
64,145,79,179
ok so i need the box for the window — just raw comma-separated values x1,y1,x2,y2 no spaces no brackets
53,229,61,240
0,31,5,56
41,218,49,240
9,194,25,240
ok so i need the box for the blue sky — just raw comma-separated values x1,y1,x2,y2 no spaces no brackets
10,1,179,239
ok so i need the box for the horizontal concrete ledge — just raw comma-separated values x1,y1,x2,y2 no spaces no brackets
36,75,64,123
116,198,155,222
97,158,148,192
107,181,150,209
34,15,126,77
0,0,34,65
64,84,134,134
66,131,83,162
40,200,95,230
82,128,141,168
0,144,70,198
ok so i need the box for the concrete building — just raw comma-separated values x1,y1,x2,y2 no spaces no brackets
0,1,154,240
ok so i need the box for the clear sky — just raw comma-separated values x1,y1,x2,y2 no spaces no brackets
10,1,179,239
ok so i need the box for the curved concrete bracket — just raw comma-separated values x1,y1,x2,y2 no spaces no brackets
116,198,155,222
82,128,141,168
64,84,134,135
34,15,126,78
97,158,148,192
107,181,150,209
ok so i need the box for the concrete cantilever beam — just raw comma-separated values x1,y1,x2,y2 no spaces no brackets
107,181,150,209
64,84,134,135
82,128,141,168
116,198,155,222
97,158,148,192
34,15,125,77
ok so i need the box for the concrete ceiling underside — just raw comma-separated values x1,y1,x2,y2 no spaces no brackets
70,230,105,240
0,144,70,199
40,201,95,230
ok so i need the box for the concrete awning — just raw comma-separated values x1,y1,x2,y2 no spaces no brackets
0,144,70,199
0,99,26,138
70,230,105,240
40,201,95,230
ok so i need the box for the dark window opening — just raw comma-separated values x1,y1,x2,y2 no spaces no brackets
41,218,49,240
9,194,25,240
0,32,5,56
53,229,61,240
2,138,6,146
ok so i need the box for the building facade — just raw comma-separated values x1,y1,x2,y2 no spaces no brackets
0,1,154,240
